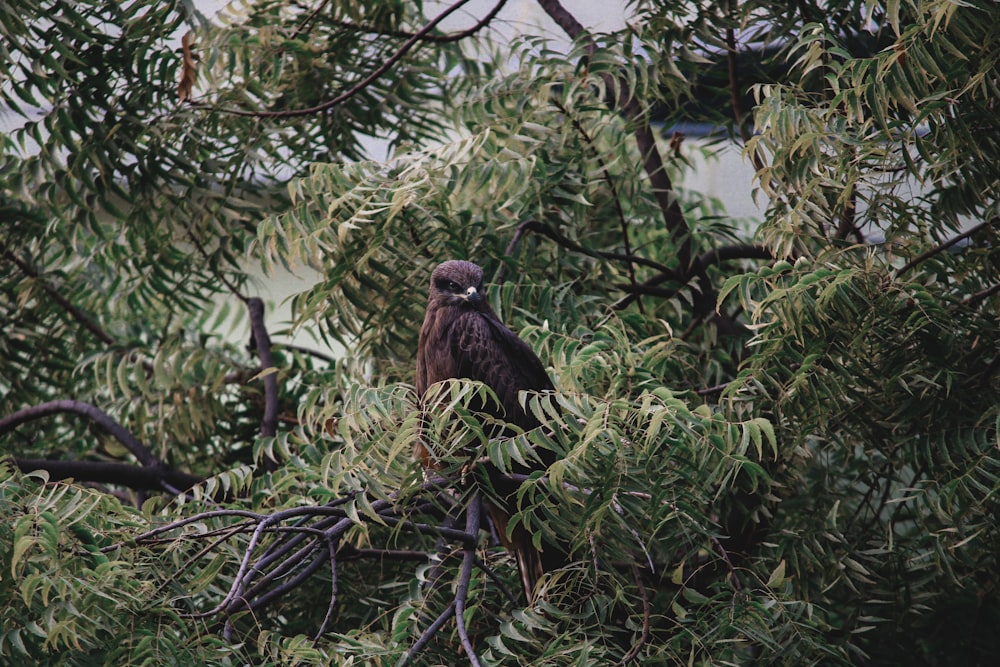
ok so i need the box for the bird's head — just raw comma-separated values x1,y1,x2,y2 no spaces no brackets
428,260,487,310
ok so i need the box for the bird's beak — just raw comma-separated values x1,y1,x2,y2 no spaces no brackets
464,286,482,305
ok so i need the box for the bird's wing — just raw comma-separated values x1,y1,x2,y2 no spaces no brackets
450,310,552,429
451,311,559,603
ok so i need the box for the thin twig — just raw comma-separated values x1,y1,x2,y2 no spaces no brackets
616,562,651,665
709,535,742,591
308,0,509,44
552,98,645,313
200,0,479,119
314,534,340,640
726,27,751,147
897,219,995,276
0,243,116,345
232,548,329,617
965,282,1000,307
612,244,774,308
404,601,456,664
503,219,673,274
275,342,338,364
153,524,247,597
535,0,693,271
105,508,267,551
695,383,730,396
474,555,521,608
288,0,333,42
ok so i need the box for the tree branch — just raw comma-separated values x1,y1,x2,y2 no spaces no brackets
612,244,774,307
616,562,651,665
9,457,202,492
313,534,339,641
307,0,509,44
275,342,337,364
535,0,693,270
500,218,673,279
0,243,115,345
0,399,159,467
247,298,279,441
455,493,483,666
553,98,645,313
406,602,457,663
202,0,487,119
896,218,996,277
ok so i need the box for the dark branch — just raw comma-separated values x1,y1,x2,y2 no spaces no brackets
613,244,774,306
965,281,1000,307
0,399,159,467
9,457,202,492
536,0,693,270
247,298,279,441
554,98,645,313
616,562,651,665
455,494,483,667
897,218,996,276
202,0,483,119
313,534,339,641
502,219,673,275
0,243,115,345
275,342,337,364
406,602,457,663
313,0,508,44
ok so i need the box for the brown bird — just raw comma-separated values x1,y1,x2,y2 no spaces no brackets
415,259,558,603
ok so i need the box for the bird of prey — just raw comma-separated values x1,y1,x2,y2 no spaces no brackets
415,259,558,603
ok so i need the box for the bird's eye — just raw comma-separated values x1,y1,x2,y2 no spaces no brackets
447,280,460,292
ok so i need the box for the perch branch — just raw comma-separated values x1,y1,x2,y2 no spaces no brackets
455,493,483,667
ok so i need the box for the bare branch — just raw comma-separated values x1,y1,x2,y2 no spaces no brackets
247,298,279,442
313,534,339,641
896,218,996,277
10,457,202,492
0,243,115,345
535,0,692,270
201,0,485,119
1,399,159,467
406,601,457,663
455,494,483,667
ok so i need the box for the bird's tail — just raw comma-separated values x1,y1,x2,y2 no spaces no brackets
486,502,545,605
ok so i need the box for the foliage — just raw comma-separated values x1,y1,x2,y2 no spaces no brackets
1,0,998,665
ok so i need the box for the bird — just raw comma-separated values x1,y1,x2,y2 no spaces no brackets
415,259,559,603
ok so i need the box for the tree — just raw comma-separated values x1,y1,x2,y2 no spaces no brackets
1,0,998,664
